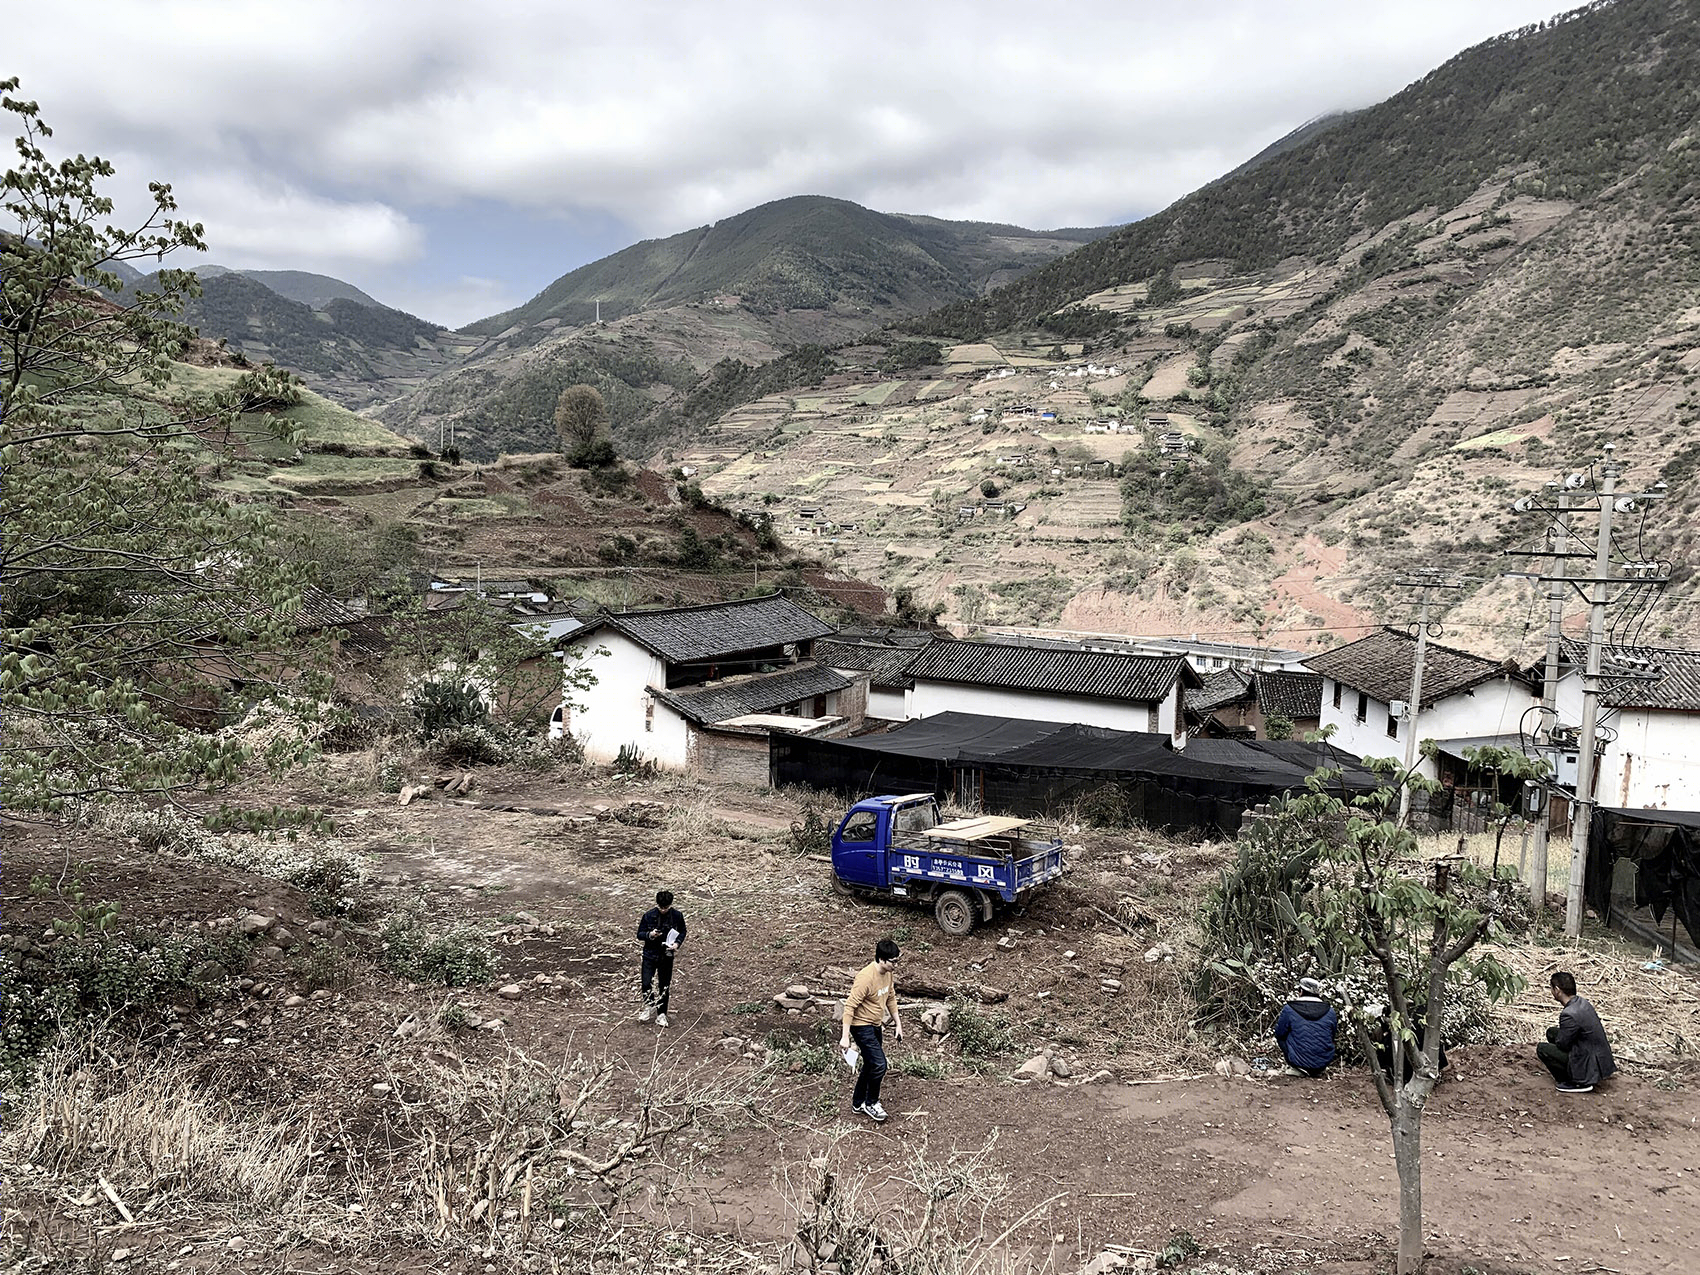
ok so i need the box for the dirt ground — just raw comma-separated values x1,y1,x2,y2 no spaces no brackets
4,757,1698,1275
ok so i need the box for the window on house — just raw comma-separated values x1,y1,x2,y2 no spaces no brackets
1332,681,1342,709
1386,710,1398,739
812,694,828,717
1355,692,1368,723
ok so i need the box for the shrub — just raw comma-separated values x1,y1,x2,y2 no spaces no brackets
408,678,490,739
2,929,245,1083
788,808,831,857
948,997,1014,1059
375,911,494,986
425,722,508,765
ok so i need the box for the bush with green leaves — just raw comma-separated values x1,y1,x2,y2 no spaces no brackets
408,678,490,739
374,910,495,986
1,928,246,1083
947,997,1014,1059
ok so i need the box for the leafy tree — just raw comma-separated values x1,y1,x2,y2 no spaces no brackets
382,597,599,730
2,79,312,811
1263,713,1295,741
553,383,609,463
1199,753,1526,1275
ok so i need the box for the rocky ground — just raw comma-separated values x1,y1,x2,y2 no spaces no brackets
4,753,1698,1275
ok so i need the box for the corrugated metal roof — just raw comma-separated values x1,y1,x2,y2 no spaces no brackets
1306,628,1521,709
651,662,851,725
905,639,1186,703
581,593,833,664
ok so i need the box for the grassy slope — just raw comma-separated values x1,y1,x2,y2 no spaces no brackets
460,195,1114,336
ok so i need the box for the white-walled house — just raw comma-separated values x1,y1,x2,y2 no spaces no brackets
901,639,1196,743
1307,628,1539,779
1555,642,1700,810
819,636,934,720
559,593,865,777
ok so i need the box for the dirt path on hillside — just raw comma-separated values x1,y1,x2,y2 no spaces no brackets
1265,534,1374,643
9,765,1698,1274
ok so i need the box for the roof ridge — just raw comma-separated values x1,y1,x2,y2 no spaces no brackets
597,590,791,621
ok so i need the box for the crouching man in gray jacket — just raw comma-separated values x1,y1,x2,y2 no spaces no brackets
1536,970,1616,1093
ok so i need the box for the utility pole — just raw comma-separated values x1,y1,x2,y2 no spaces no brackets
1565,462,1618,937
1527,490,1567,916
1504,445,1673,938
1394,570,1466,825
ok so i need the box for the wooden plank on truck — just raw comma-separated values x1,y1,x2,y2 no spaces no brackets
921,816,1031,841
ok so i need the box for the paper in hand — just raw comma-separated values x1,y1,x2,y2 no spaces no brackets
665,928,681,949
842,1047,859,1071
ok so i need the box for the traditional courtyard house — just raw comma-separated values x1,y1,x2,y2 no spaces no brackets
1555,642,1700,810
902,639,1196,742
558,594,865,772
819,636,934,720
1184,668,1323,739
1308,628,1538,780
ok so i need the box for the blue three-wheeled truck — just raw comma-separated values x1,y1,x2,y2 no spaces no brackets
828,793,1068,936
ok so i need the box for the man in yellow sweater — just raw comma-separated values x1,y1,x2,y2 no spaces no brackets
840,938,905,1122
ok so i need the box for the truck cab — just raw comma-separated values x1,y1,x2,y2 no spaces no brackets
829,794,1067,935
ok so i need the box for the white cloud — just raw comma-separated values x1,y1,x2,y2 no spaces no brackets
170,172,425,272
10,0,1576,300
380,276,521,329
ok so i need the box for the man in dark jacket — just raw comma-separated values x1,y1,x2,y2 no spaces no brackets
635,890,687,1027
1537,970,1615,1093
1273,978,1338,1077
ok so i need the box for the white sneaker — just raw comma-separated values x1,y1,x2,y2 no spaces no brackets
656,1013,669,1027
864,1101,887,1122
638,1005,653,1022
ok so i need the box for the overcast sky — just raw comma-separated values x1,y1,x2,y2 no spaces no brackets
11,1,1572,327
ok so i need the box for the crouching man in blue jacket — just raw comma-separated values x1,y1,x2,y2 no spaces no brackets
1274,977,1338,1077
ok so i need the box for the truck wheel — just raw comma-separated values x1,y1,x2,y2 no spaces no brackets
934,889,978,937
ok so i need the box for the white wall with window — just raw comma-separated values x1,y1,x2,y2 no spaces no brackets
561,631,681,766
1317,676,1538,777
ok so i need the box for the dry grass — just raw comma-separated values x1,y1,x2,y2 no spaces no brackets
6,1041,333,1222
783,1129,1066,1275
1479,931,1700,1064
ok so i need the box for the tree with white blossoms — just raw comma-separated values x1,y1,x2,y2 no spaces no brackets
2,79,313,811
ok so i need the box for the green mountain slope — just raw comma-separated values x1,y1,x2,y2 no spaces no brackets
377,198,1110,458
462,195,1110,338
909,0,1700,340
225,268,387,310
135,270,469,411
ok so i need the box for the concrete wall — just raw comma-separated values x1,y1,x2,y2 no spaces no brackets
867,686,906,720
904,679,1176,738
562,631,681,766
1600,709,1700,810
1318,675,1538,778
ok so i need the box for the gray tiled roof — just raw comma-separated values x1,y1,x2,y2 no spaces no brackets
1561,640,1700,711
818,638,929,689
1185,669,1252,714
651,662,851,725
905,639,1187,703
583,593,833,664
1256,671,1324,720
1307,628,1521,709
